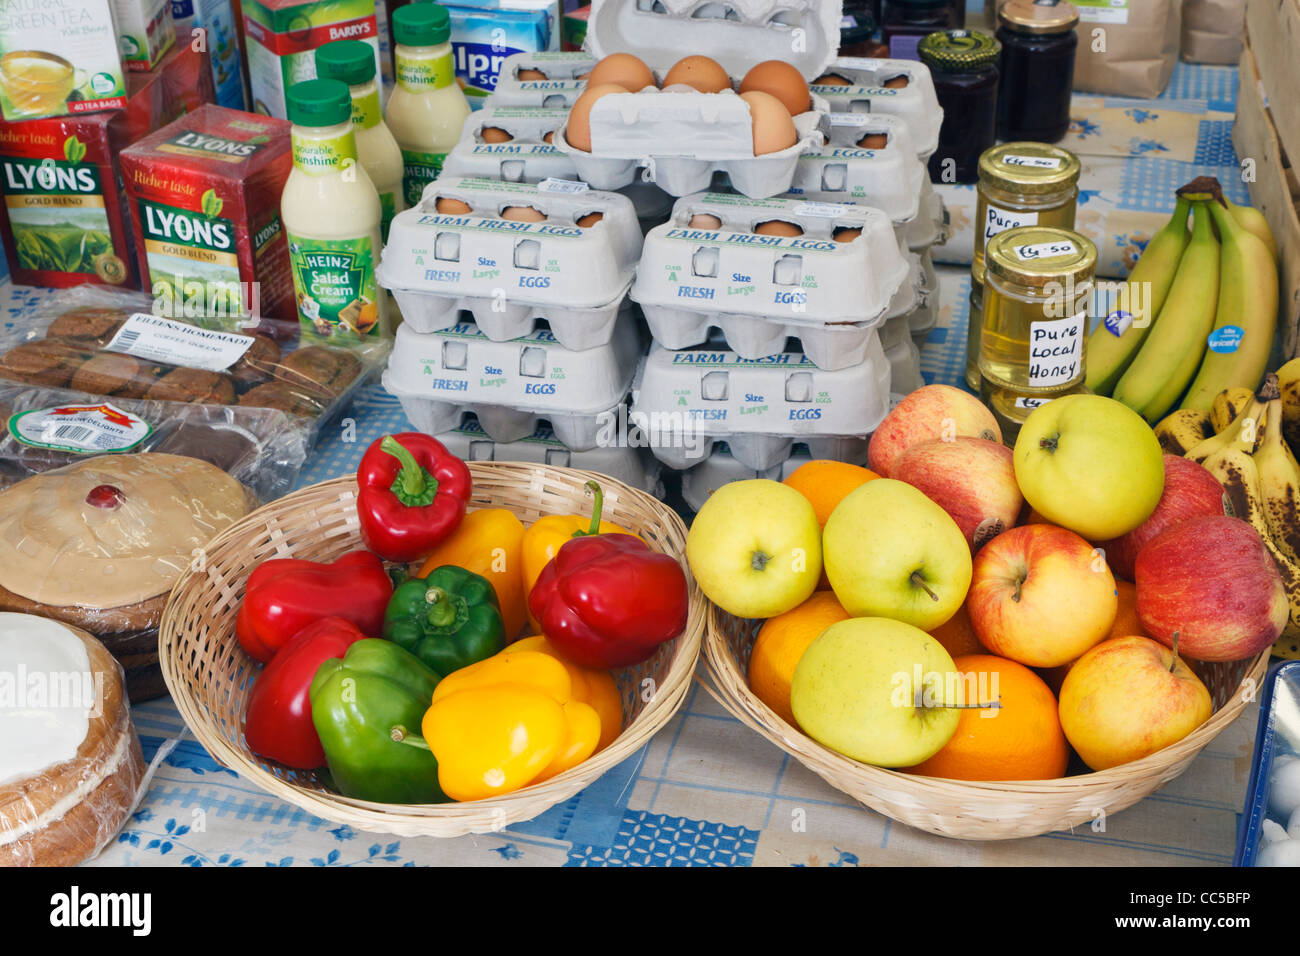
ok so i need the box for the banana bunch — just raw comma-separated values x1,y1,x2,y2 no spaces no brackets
1090,178,1280,426
1159,374,1300,659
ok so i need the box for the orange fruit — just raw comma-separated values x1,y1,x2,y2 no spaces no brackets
783,460,880,527
1109,579,1147,640
748,591,850,726
906,654,1069,781
929,603,984,659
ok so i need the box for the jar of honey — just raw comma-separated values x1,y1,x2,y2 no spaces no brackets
973,142,1081,280
980,376,1091,447
965,259,985,391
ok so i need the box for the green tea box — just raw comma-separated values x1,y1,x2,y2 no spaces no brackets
113,0,177,72
0,0,127,120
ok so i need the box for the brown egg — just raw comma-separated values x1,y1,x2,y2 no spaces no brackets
857,132,889,149
663,55,731,94
883,74,910,89
689,213,722,229
517,67,548,80
740,90,798,155
542,130,555,144
814,73,852,86
480,126,513,143
436,197,472,214
833,227,862,243
739,60,811,117
576,211,604,228
754,220,803,238
565,83,628,152
586,52,656,92
502,205,546,222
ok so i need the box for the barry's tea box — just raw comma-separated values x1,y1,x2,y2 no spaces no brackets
0,0,127,121
121,105,295,323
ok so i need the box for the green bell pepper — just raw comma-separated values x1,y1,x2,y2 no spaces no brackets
383,565,506,676
309,639,447,804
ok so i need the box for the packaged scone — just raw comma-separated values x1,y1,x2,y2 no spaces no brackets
0,613,146,866
0,453,257,700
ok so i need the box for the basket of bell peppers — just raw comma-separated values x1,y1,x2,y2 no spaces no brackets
235,437,695,812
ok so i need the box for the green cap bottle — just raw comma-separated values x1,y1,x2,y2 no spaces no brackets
393,3,451,47
316,40,378,86
286,78,352,127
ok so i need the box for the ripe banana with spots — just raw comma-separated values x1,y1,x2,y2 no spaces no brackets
1277,356,1300,453
1155,408,1215,456
1255,395,1300,566
1202,444,1271,539
1210,386,1254,434
1184,392,1268,464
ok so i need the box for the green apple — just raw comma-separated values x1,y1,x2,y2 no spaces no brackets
791,617,961,767
1014,394,1165,541
823,478,972,631
686,479,822,618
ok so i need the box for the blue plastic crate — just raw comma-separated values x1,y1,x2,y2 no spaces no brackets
1234,660,1300,866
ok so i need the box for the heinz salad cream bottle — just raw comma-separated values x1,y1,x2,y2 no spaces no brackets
281,78,389,344
315,40,404,243
385,2,470,207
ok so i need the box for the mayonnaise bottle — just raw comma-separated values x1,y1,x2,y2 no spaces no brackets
281,78,389,344
315,40,404,243
385,2,470,208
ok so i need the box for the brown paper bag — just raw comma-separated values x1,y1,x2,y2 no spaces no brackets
1071,0,1183,98
1182,0,1245,64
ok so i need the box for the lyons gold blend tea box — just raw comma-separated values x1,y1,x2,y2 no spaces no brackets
121,105,295,324
0,0,127,121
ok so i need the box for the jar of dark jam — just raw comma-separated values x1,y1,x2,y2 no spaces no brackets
882,0,957,60
839,0,886,57
919,29,1001,184
996,0,1079,142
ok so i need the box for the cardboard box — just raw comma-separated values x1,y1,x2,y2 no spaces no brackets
1234,40,1300,360
1245,0,1300,167
172,0,250,110
0,0,127,121
114,0,177,72
447,0,556,108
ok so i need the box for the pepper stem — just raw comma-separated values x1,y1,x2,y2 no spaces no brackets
573,480,605,538
382,435,439,508
425,587,457,629
390,725,431,750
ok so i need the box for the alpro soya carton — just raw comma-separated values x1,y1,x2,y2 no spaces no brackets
113,0,176,71
446,0,555,107
171,0,249,109
242,0,380,118
121,105,296,325
0,0,127,121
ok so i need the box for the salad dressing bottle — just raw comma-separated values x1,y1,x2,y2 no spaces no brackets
385,2,471,208
281,78,389,343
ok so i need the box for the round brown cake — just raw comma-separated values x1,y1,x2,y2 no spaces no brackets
0,614,145,866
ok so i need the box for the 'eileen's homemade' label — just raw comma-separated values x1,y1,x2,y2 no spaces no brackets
1028,314,1085,387
106,313,255,371
9,403,152,454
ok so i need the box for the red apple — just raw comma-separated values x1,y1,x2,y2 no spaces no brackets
966,523,1117,668
893,437,1024,552
1135,515,1287,662
868,384,1001,478
1095,455,1226,581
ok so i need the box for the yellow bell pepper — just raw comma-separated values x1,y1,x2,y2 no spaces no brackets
520,482,640,622
422,651,601,801
418,508,527,641
507,635,623,751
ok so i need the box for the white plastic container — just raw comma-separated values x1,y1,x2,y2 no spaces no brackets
383,307,641,449
809,56,943,160
377,176,642,349
547,0,843,199
437,413,662,494
629,336,889,471
631,191,908,370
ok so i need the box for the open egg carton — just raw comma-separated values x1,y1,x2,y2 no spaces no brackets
436,412,663,495
377,176,643,351
383,305,642,451
546,0,844,199
487,52,596,110
809,56,943,161
630,191,909,371
440,106,674,223
629,331,890,472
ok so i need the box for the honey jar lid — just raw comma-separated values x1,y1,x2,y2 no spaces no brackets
998,0,1079,34
979,142,1082,195
986,226,1096,288
918,30,1002,72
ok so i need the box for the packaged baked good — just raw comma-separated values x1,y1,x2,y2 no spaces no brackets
0,454,257,699
0,613,146,866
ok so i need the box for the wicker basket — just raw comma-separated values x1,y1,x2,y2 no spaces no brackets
700,604,1269,841
159,464,704,838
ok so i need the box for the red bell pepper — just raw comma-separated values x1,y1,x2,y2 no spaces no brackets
528,533,690,669
236,551,392,663
356,433,473,562
243,617,369,769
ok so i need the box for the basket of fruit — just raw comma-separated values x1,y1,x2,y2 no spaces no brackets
160,440,704,838
695,386,1276,841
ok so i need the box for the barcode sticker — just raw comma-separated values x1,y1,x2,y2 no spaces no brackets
1014,240,1078,261
1001,154,1063,170
9,403,153,455
105,313,256,371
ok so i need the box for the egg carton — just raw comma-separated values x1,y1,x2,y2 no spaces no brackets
809,56,943,161
629,334,889,471
378,177,642,350
437,413,663,496
383,308,641,451
485,52,595,109
440,106,674,222
907,248,940,347
880,314,924,395
902,178,948,252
